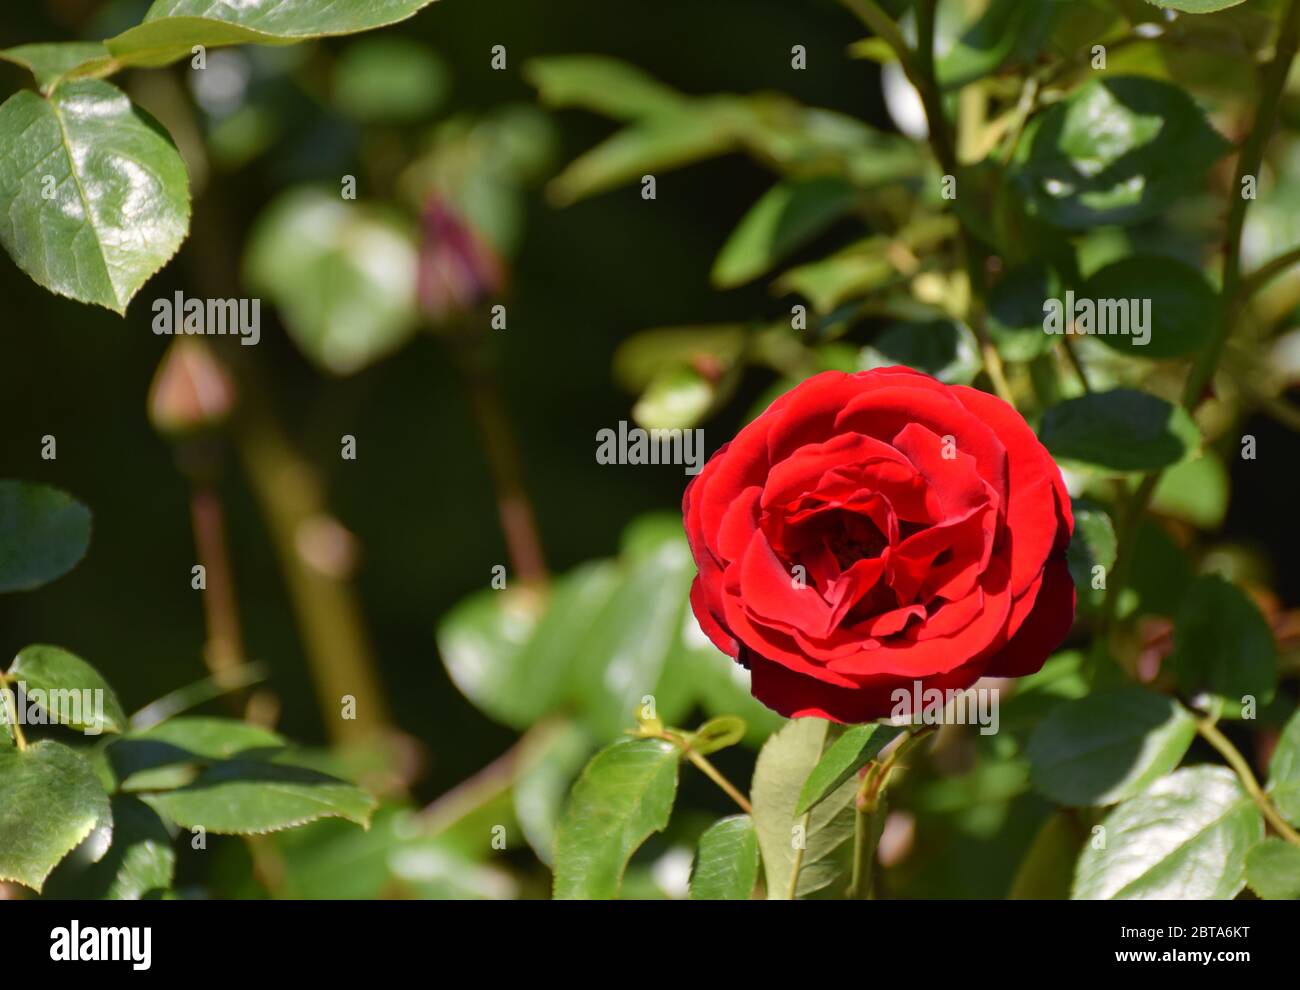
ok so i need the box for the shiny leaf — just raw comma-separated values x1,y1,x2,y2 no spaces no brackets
8,645,127,734
1072,766,1262,899
0,741,112,892
0,80,189,313
553,738,681,899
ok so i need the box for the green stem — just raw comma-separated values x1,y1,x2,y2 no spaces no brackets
1185,0,1300,408
845,726,934,899
1102,1,1300,648
840,0,1012,406
1,681,27,752
1197,718,1300,847
684,750,753,814
1240,242,1300,300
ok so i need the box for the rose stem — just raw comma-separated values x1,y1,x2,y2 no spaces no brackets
1196,718,1300,848
839,0,1014,407
1102,0,1300,648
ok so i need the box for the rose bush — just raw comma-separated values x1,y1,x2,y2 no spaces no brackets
684,367,1074,722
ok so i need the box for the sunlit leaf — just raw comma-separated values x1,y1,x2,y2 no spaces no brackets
1072,766,1261,899
553,738,681,899
0,80,189,313
690,814,758,900
244,188,418,374
0,741,112,892
1039,389,1200,472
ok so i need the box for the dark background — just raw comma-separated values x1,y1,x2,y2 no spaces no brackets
0,0,1292,805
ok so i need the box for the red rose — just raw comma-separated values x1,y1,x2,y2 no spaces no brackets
682,367,1074,723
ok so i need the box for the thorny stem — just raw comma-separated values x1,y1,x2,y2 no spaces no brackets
840,0,1013,406
189,486,246,683
447,329,549,587
1102,0,1300,647
1185,0,1300,408
1196,718,1300,847
847,726,935,899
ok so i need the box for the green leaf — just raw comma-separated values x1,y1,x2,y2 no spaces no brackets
1150,453,1229,530
752,718,857,899
0,43,112,94
1080,256,1217,358
524,55,687,120
1267,707,1300,824
100,0,439,73
1027,688,1197,807
1072,766,1262,899
612,324,745,392
8,645,127,734
632,367,715,431
795,722,903,816
437,561,619,731
987,262,1061,361
513,721,593,867
1066,501,1116,612
553,738,682,899
0,740,112,892
332,37,447,124
935,0,1060,89
690,814,759,900
0,481,91,593
0,80,190,313
107,715,287,790
141,757,375,834
1169,575,1277,712
1009,812,1083,899
1245,838,1300,900
1012,76,1230,229
45,796,175,900
1039,389,1200,472
569,533,696,741
1146,0,1246,12
546,102,742,205
244,188,418,374
860,319,980,384
711,178,857,289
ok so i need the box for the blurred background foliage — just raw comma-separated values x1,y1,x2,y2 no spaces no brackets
4,0,1300,899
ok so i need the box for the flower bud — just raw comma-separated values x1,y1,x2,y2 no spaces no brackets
148,338,236,436
416,195,504,326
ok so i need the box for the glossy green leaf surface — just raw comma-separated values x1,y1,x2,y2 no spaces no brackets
8,645,127,734
0,741,112,892
0,80,189,313
552,738,681,899
1072,766,1262,899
